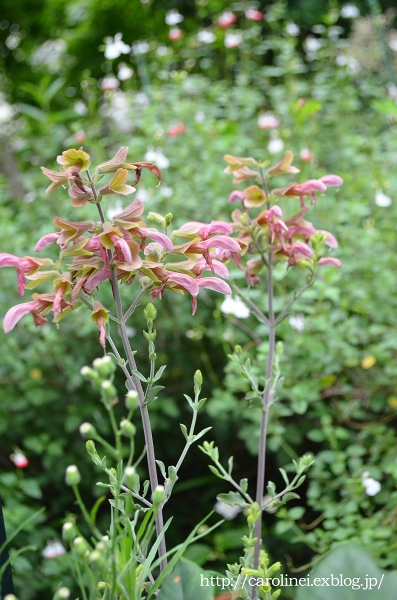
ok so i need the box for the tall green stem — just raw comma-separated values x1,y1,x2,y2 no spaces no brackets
87,172,167,571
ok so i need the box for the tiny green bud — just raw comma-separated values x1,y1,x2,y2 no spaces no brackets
4,595,18,600
54,588,70,600
101,380,117,399
89,550,104,565
108,467,117,484
125,390,139,411
276,341,283,355
124,466,139,489
62,522,76,542
73,536,89,556
65,465,81,486
80,366,98,380
144,303,157,321
165,212,173,226
120,419,136,438
147,211,166,227
194,370,203,391
93,356,116,378
86,440,97,456
79,422,97,438
152,485,165,505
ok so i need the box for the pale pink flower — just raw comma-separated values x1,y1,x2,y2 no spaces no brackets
258,112,280,130
224,31,243,48
219,11,237,29
228,190,245,204
0,254,52,296
318,257,342,267
245,8,263,21
43,540,66,559
167,123,186,137
169,28,183,41
10,449,29,468
300,148,313,162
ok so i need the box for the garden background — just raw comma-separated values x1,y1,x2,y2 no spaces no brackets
1,0,397,598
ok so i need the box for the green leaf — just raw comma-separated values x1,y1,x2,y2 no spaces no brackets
184,394,195,409
156,460,167,480
279,468,289,486
156,558,214,600
193,427,212,443
180,423,188,440
18,103,46,121
208,465,223,479
227,456,234,475
216,492,249,507
146,385,165,404
239,478,248,493
131,369,148,382
296,543,397,600
153,364,167,382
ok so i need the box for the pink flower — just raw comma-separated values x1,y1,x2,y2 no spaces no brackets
42,540,66,559
197,277,231,295
219,11,237,28
318,257,342,267
0,253,52,296
138,228,173,251
228,190,245,204
246,9,264,21
169,27,183,41
258,113,280,130
300,148,313,162
319,175,343,187
167,123,186,137
35,232,61,252
197,221,233,239
194,257,230,278
74,130,87,143
10,450,29,468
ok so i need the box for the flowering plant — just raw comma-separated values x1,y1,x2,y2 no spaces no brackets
0,146,342,600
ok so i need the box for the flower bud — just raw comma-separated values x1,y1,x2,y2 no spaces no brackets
147,212,166,227
125,390,139,411
108,467,117,484
144,303,157,321
89,550,105,565
65,465,81,486
194,370,203,391
120,419,136,438
165,213,173,226
80,366,98,380
54,589,70,600
124,466,139,490
73,536,89,556
86,440,98,456
62,522,77,542
4,596,18,600
79,422,97,439
152,485,165,505
93,356,116,378
101,380,117,404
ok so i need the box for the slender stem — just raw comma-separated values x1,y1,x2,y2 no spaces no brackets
120,484,153,508
72,484,102,540
252,169,276,595
124,282,153,321
88,172,168,571
275,281,313,325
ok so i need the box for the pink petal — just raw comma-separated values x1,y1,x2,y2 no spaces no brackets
319,230,338,249
196,257,230,278
201,236,241,252
290,242,313,257
228,190,245,204
197,277,232,295
318,257,342,267
114,238,132,263
34,232,61,252
84,267,112,293
198,221,233,238
268,205,283,218
140,228,173,251
167,272,199,296
0,253,22,268
319,175,343,187
3,301,37,333
298,180,327,195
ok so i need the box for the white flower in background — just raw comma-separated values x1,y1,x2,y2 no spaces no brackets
224,31,243,49
362,472,381,496
389,38,397,52
0,96,14,123
341,4,360,19
286,23,300,36
214,500,242,520
135,91,150,108
195,111,206,122
221,296,250,319
160,186,173,198
300,148,313,162
258,112,280,129
104,33,130,60
375,190,392,207
197,30,216,44
74,100,88,115
157,45,168,56
29,39,67,73
136,187,151,203
304,36,322,53
289,314,305,332
43,540,66,559
267,138,284,154
100,75,120,92
347,57,360,74
132,41,150,55
117,63,133,81
144,148,170,169
336,54,348,67
165,9,184,25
